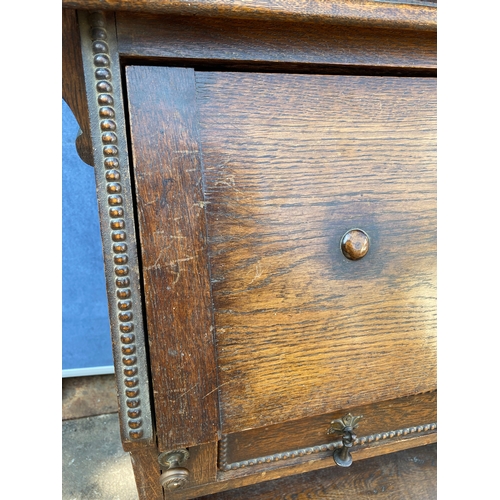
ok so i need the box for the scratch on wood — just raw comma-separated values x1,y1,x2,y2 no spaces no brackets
153,248,167,268
169,256,194,284
195,200,210,208
215,175,243,193
170,257,194,265
248,262,263,285
176,382,200,400
203,381,234,399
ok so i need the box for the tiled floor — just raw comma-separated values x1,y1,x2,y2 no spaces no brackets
62,374,119,421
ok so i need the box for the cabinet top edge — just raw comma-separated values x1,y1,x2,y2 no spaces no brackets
62,0,437,32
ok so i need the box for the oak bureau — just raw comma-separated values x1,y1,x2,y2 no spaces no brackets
62,1,437,498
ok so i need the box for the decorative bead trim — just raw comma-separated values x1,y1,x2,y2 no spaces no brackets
78,10,153,447
89,12,143,440
219,422,436,471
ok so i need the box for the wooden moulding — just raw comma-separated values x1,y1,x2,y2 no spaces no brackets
63,0,436,32
77,10,154,450
115,12,436,73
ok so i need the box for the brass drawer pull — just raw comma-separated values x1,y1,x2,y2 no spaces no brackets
327,414,363,467
158,449,190,491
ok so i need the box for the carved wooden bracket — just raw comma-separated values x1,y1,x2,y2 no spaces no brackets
62,9,94,166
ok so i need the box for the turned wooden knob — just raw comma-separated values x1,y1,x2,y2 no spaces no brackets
340,229,370,260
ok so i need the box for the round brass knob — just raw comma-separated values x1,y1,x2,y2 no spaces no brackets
159,468,189,490
340,229,370,260
158,449,190,490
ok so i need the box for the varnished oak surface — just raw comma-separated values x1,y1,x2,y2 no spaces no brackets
200,443,437,500
224,391,436,465
126,66,219,450
63,0,436,31
197,72,436,434
130,447,163,500
168,434,436,499
125,66,436,439
116,13,436,73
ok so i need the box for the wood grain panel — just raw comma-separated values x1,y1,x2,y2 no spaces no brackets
196,72,436,434
185,442,219,487
130,446,163,500
126,66,219,450
116,13,436,72
63,0,437,31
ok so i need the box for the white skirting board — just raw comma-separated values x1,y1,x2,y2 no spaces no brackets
62,366,115,378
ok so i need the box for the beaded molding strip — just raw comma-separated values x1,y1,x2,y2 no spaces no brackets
219,422,436,471
77,10,153,448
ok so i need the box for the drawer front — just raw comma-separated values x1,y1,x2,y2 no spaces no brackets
197,72,436,434
126,67,436,452
220,391,436,470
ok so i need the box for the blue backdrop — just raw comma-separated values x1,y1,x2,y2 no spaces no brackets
62,100,114,376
